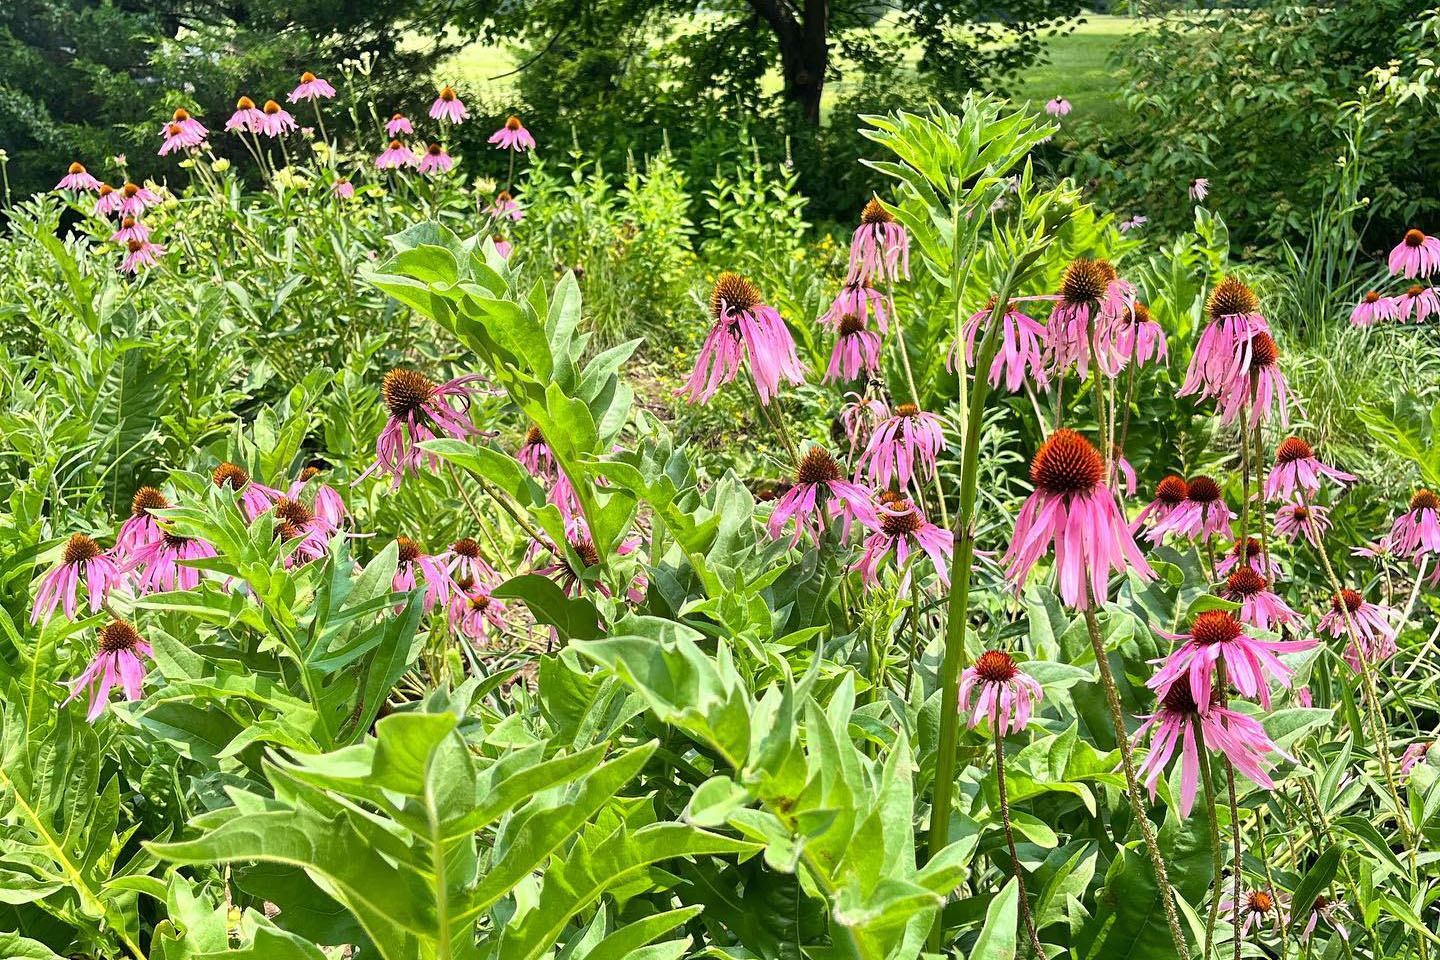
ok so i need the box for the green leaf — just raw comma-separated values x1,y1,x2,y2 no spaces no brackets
969,877,1018,960
0,932,65,959
1287,846,1340,935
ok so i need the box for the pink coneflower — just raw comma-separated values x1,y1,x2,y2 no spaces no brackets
1003,430,1154,608
677,272,806,406
1044,97,1071,116
824,314,883,383
212,462,281,522
94,183,122,216
1319,588,1397,670
1219,889,1284,940
1189,178,1209,201
1266,437,1355,501
1392,489,1440,559
1221,565,1300,632
488,114,533,149
1352,535,1397,563
1134,475,1189,536
120,239,163,275
852,496,953,591
118,182,160,218
271,497,335,567
418,142,454,174
287,71,336,102
532,529,645,602
1105,301,1167,371
31,533,122,625
1295,686,1313,707
375,139,416,169
1300,895,1352,942
1218,331,1296,428
359,369,487,490
958,650,1043,736
167,107,207,142
225,96,265,133
1045,258,1130,377
127,529,219,593
116,486,170,558
158,121,202,156
846,198,909,284
1119,215,1147,233
1350,290,1397,326
56,161,102,192
857,403,946,492
493,235,513,258
517,425,557,481
444,537,500,593
1134,684,1291,816
488,190,522,221
109,216,150,245
63,621,151,722
766,447,877,547
449,587,508,642
839,393,888,456
430,86,469,124
1150,609,1313,710
818,279,890,334
289,466,346,527
1151,475,1233,542
1179,277,1269,401
1274,501,1331,547
1111,448,1138,497
1217,536,1283,580
1401,741,1432,780
1389,228,1440,278
385,113,413,137
393,537,452,612
257,100,297,137
331,179,354,199
1394,283,1440,323
949,297,1047,392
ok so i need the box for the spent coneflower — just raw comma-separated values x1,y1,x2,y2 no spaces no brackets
1391,489,1440,559
119,239,164,275
950,297,1048,392
857,403,947,492
287,71,336,102
1046,257,1132,377
430,86,469,124
212,461,281,521
846,198,909,285
1395,283,1440,323
1147,609,1313,711
766,446,876,547
1003,429,1153,608
839,393,888,457
851,497,953,591
1104,301,1167,371
1220,565,1300,632
126,529,219,594
1266,437,1355,501
1300,895,1352,942
517,425,557,481
1350,290,1397,327
487,114,534,149
62,620,151,722
270,497,335,566
56,161,102,192
332,179,354,199
385,113,413,137
824,314,883,384
375,139,417,169
677,272,805,406
1218,330,1296,428
31,534,122,625
359,368,487,489
957,650,1043,736
1179,276,1268,401
1389,228,1440,279
225,96,264,134
418,142,454,175
1273,501,1331,547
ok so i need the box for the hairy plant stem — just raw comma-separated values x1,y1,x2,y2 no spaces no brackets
904,571,922,699
1251,425,1274,577
887,281,950,529
1255,808,1287,957
995,720,1045,957
1200,753,1224,960
1225,759,1242,960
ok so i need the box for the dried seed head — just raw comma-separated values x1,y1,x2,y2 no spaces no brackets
1207,276,1259,319
63,533,102,565
1030,429,1104,496
974,649,1018,683
131,486,169,516
98,620,143,653
382,369,436,420
795,448,841,485
1274,437,1313,464
1190,609,1242,645
710,271,763,319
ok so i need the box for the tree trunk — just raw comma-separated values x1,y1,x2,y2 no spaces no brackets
748,0,829,125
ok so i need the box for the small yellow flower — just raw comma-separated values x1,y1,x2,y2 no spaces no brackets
212,158,231,173
312,141,330,155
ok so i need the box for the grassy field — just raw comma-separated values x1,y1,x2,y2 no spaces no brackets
432,14,1137,124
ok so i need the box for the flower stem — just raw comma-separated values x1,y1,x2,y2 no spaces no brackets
995,719,1045,958
1082,606,1189,959
1225,760,1242,960
1200,752,1224,960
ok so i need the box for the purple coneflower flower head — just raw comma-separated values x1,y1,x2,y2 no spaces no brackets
1389,228,1440,278
226,96,265,133
1400,741,1432,780
118,182,161,218
31,533,122,625
257,100,297,137
949,297,1047,392
1217,536,1283,580
1394,283,1440,322
1134,684,1291,817
168,107,207,142
493,235,513,259
213,462,281,521
851,496,953,592
1319,588,1397,670
1149,475,1233,542
1044,97,1071,116
1295,686,1313,707
127,529,219,593
158,121,203,156
271,497,336,567
1003,430,1154,608
56,161,102,192
332,179,354,199
677,272,806,406
1119,214,1147,233
1219,889,1284,941
116,486,170,559
846,198,909,285
766,447,877,547
488,190,523,221
824,314,883,383
1189,178,1209,201
94,183,122,216
1045,258,1129,378
839,393,887,457
109,216,150,246
430,86,469,123
418,142,454,174
1273,501,1331,547
449,587,508,642
1266,437,1355,501
1218,331,1296,428
1220,565,1300,632
1134,474,1188,536
287,71,336,102
376,139,417,169
1300,895,1351,942
1350,290,1397,326
958,649,1043,736
857,403,946,492
517,425,557,481
289,466,346,527
444,537,500,593
63,621,151,722
532,527,645,602
360,369,487,490
1179,276,1269,400
120,239,163,274
1105,301,1167,371
1111,447,1137,498
818,279,890,334
385,113,413,137
487,114,534,149
1148,609,1314,711
1392,489,1440,559
393,537,452,612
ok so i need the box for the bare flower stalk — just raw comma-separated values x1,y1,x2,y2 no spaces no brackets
994,719,1045,958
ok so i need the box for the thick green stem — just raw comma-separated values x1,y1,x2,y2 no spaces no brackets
1201,753,1224,960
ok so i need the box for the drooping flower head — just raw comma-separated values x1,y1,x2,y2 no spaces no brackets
94,183,122,216
168,107,207,141
1218,331,1296,428
1149,609,1314,711
56,161,102,192
846,198,909,285
1003,429,1154,608
271,497,335,566
1300,895,1352,942
1389,228,1440,279
360,369,487,489
824,314,883,384
766,447,877,547
430,86,469,124
1220,565,1300,632
116,486,170,558
127,528,219,594
109,216,149,245
957,649,1043,736
488,114,534,149
517,425,557,482
489,190,523,221
1105,301,1167,371
839,393,888,457
1392,489,1440,559
677,272,806,406
449,586,508,642
492,234,513,259
1180,276,1269,401
1149,475,1233,542
226,96,265,133
1134,475,1188,536
31,533,123,625
1350,290,1397,327
385,113,413,137
375,140,417,169
118,182,160,218
1266,437,1355,501
1319,588,1397,671
332,179,354,199
1189,178,1209,201
1220,889,1284,941
1274,501,1331,547
1217,536,1283,580
213,462,281,521
287,71,336,102
444,537,499,593
1119,214,1147,233
857,403,947,492
950,296,1048,392
393,536,452,612
418,142,454,175
1044,97,1071,116
1394,283,1440,323
852,497,953,592
818,279,890,334
289,466,347,527
63,620,152,722
120,239,164,275
258,100,297,137
1046,258,1131,377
